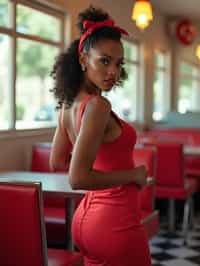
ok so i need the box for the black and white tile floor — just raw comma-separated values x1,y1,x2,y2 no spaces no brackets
150,216,200,266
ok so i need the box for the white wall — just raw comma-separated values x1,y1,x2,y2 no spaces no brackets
0,129,54,171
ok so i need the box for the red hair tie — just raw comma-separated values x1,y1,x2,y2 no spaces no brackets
78,19,129,55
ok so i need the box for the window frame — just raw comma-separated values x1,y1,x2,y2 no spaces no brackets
112,38,142,122
178,60,200,113
152,49,170,121
0,0,65,133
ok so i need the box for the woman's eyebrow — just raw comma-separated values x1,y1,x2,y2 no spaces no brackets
99,53,124,61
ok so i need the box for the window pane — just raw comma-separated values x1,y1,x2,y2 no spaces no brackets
178,79,200,113
16,4,60,42
180,62,193,76
155,52,165,68
105,63,137,121
0,34,11,130
123,40,138,61
153,70,166,121
0,0,11,27
16,38,59,129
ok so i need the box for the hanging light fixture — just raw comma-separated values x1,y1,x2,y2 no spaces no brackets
132,0,153,30
196,45,200,60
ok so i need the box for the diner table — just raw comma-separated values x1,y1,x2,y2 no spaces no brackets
0,171,154,251
0,171,85,250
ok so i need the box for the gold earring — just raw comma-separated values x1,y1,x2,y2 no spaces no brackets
81,65,86,72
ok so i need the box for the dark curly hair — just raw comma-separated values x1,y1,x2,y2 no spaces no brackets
50,5,128,109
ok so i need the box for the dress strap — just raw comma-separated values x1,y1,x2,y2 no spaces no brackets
77,94,95,132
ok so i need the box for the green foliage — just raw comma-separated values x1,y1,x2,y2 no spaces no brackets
0,1,8,27
16,4,59,41
16,103,25,120
16,4,59,80
17,40,57,80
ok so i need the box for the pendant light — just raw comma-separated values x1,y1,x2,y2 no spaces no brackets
196,45,200,60
132,0,153,30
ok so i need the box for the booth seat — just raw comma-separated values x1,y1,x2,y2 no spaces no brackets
153,111,200,129
32,143,68,246
0,181,82,266
140,182,160,239
150,142,198,243
133,148,160,239
137,129,200,184
148,128,200,145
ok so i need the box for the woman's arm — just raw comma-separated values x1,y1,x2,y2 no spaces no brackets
69,96,147,190
49,111,72,172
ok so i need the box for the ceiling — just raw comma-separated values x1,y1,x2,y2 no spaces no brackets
151,0,200,21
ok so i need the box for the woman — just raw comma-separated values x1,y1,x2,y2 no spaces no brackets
50,6,151,266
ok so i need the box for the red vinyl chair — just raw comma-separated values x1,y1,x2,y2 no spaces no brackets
0,181,82,266
32,143,67,246
153,142,198,243
31,143,52,172
133,147,160,239
31,143,81,247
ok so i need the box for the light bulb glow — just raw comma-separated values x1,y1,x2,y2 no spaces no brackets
196,45,200,59
132,0,153,30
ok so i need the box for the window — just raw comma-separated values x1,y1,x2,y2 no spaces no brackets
0,0,64,130
0,34,11,130
178,62,200,113
152,51,170,121
104,40,141,122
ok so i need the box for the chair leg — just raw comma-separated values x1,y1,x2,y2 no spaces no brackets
182,197,191,245
189,197,194,230
168,199,176,232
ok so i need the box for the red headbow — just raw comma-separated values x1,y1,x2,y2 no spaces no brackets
78,19,129,55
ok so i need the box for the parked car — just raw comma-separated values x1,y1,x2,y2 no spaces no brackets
34,105,55,121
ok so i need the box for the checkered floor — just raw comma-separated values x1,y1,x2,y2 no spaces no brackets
150,216,200,266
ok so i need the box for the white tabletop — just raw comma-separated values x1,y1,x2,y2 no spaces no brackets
184,146,200,156
0,171,85,198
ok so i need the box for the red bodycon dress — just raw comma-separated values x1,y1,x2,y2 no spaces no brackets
72,95,152,266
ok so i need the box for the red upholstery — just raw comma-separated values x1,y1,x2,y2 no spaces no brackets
0,181,82,266
140,184,160,239
32,144,52,172
141,210,160,239
152,142,198,239
133,148,160,238
149,128,200,141
145,128,200,180
133,148,155,176
133,148,156,211
31,144,65,207
0,182,46,266
155,142,197,197
156,142,184,187
31,144,66,245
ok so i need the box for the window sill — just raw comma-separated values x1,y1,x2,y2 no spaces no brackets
0,127,55,140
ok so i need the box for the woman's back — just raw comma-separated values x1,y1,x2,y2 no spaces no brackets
61,93,124,146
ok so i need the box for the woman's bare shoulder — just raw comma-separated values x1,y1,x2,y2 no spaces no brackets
86,95,111,114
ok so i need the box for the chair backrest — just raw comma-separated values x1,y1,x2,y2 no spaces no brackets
155,142,184,187
133,147,155,176
133,148,156,212
32,144,65,207
0,181,48,266
32,144,51,172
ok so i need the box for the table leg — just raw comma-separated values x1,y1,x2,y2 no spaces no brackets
169,199,175,232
